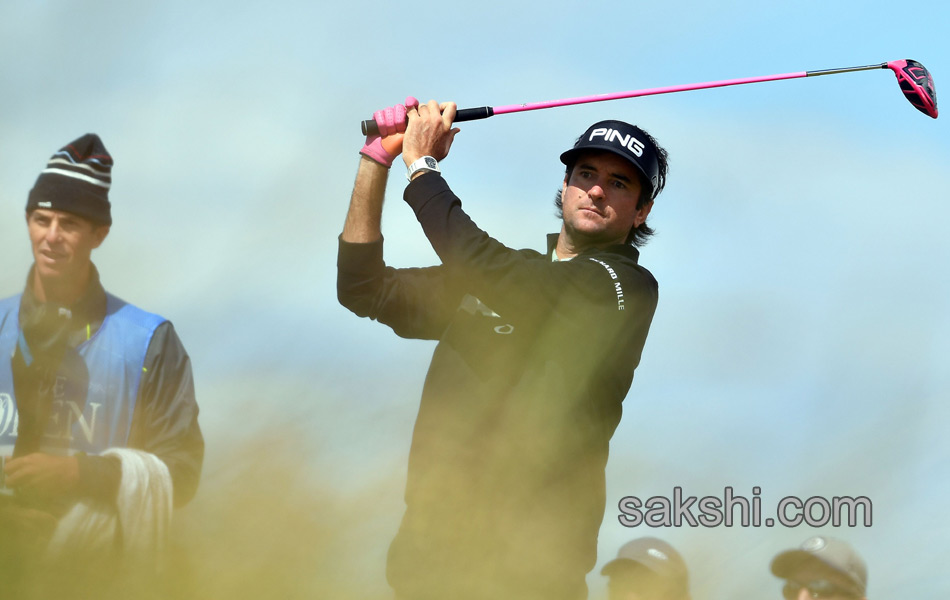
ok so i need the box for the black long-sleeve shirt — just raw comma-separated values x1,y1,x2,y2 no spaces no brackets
337,173,658,600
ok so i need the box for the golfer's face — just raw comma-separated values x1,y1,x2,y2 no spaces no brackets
561,151,650,249
28,209,107,282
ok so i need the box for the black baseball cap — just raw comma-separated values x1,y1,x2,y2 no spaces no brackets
560,120,661,200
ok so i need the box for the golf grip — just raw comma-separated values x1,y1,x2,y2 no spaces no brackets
361,106,495,136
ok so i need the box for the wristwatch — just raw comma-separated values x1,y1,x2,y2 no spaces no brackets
406,156,440,181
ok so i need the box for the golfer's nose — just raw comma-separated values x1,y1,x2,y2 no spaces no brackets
588,182,605,200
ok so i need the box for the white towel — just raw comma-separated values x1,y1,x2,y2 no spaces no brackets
45,448,173,570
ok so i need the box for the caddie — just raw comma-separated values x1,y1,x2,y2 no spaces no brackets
0,133,204,594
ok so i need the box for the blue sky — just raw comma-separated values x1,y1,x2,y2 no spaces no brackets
1,2,948,598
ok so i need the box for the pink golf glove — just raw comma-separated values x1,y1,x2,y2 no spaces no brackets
360,96,419,168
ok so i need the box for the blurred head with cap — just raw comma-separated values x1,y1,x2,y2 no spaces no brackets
601,537,690,600
770,535,868,600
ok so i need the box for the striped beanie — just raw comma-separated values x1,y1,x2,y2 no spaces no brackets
27,133,113,225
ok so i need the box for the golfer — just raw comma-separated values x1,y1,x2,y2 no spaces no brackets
338,98,668,600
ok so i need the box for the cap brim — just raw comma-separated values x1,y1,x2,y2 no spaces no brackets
560,145,643,172
770,550,816,578
602,557,690,598
601,556,682,580
601,557,638,576
770,551,863,595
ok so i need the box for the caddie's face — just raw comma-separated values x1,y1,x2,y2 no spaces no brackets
27,209,109,281
561,151,652,249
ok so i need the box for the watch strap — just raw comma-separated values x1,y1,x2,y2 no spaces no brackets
406,156,440,181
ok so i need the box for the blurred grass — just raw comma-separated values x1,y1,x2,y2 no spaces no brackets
0,426,403,599
165,426,402,600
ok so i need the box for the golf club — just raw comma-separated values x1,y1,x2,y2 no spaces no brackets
360,59,937,135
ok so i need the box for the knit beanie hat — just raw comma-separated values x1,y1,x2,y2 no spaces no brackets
26,133,113,225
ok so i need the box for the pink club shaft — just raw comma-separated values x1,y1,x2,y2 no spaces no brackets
491,72,808,115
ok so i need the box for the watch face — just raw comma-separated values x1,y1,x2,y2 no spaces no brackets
424,157,437,169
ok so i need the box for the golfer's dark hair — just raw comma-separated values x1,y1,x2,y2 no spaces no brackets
554,127,668,247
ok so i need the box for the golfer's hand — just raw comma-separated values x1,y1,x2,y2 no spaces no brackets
4,453,80,499
360,97,420,168
403,100,460,167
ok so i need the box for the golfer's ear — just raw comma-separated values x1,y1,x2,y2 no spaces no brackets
634,200,653,227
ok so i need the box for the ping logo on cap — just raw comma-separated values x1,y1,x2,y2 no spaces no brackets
588,127,646,157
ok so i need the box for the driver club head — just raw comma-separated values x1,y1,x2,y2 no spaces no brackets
887,59,938,118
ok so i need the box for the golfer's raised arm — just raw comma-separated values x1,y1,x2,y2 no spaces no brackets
341,97,418,244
